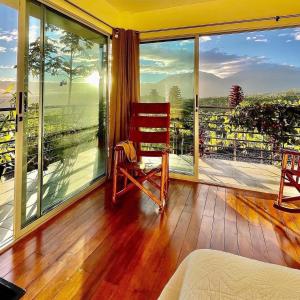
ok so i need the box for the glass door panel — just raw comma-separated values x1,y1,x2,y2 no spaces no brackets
21,3,108,226
42,9,107,213
21,0,41,227
140,39,195,176
0,0,18,246
198,30,300,192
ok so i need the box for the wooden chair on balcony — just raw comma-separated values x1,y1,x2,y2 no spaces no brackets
274,149,300,212
112,103,170,211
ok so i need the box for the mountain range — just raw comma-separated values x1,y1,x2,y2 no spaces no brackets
141,67,300,99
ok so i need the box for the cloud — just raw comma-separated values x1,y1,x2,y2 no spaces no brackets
141,43,268,79
278,33,289,37
0,65,15,69
140,43,194,75
254,39,268,43
246,36,268,43
200,36,211,42
279,28,300,41
141,34,300,82
0,47,7,53
0,29,17,42
178,40,193,46
199,49,267,78
294,32,300,41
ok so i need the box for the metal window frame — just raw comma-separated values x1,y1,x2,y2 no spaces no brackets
11,0,111,246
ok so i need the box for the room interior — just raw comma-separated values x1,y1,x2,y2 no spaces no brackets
0,0,300,299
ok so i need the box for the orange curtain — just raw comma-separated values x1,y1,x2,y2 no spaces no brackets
108,28,140,175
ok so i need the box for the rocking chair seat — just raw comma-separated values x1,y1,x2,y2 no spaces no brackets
118,161,162,173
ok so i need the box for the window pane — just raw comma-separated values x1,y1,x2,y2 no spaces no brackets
21,1,42,226
0,0,18,246
199,28,300,191
42,9,107,213
140,39,195,175
22,4,108,225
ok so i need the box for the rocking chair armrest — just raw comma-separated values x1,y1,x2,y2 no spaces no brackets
162,146,171,154
115,144,125,151
113,143,127,164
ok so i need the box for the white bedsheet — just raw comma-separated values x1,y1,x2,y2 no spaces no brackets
159,249,300,299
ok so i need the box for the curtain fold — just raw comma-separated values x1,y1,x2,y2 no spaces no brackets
108,28,140,176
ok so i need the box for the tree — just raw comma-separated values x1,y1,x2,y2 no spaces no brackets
169,85,182,103
28,25,95,104
57,31,94,104
28,25,63,77
149,89,160,102
228,85,244,108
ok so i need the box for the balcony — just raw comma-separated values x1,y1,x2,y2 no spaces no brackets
0,106,15,246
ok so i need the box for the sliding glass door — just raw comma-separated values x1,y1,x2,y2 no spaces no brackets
140,39,196,177
140,30,300,191
20,2,108,227
0,0,18,247
198,29,300,192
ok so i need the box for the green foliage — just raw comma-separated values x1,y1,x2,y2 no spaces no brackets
166,93,300,162
0,86,16,179
169,86,182,103
230,103,300,146
28,24,96,104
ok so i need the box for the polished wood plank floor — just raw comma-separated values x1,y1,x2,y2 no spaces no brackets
1,180,300,299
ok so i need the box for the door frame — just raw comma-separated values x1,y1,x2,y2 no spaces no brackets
140,35,200,182
13,0,111,241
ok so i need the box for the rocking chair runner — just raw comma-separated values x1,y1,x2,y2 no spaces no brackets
274,149,300,212
112,103,170,211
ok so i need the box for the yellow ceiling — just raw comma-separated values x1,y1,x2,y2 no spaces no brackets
107,0,214,13
51,0,300,39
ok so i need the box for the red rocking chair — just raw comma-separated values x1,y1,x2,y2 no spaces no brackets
112,103,170,211
274,149,300,212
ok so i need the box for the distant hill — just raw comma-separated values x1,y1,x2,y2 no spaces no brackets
0,80,101,108
141,66,300,99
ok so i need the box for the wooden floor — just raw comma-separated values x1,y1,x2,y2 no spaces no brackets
1,180,300,299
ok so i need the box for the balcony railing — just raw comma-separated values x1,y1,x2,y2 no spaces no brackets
199,105,300,165
0,104,105,181
0,106,15,180
165,104,300,166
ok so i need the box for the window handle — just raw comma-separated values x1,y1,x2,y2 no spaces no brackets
195,94,199,112
18,91,23,115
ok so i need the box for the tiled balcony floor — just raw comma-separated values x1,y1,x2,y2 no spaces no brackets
0,146,105,248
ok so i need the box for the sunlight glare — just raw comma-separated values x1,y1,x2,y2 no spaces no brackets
86,71,100,86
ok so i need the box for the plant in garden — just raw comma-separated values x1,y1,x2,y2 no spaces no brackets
229,102,300,150
149,89,160,102
228,85,244,108
0,84,16,179
169,86,182,103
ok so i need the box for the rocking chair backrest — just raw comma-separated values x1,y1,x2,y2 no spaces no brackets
129,103,170,159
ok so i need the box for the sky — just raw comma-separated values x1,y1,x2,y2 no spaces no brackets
140,27,300,85
0,4,18,82
1,2,300,96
